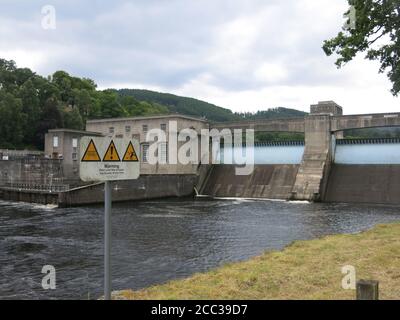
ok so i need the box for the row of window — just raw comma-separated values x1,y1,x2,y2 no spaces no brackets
109,123,167,135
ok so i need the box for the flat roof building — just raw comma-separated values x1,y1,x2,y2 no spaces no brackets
44,129,104,183
86,114,209,175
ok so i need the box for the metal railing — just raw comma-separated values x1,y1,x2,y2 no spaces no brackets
0,149,44,160
337,137,400,145
3,182,69,193
221,141,305,147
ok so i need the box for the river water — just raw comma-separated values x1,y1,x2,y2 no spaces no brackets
1,198,400,299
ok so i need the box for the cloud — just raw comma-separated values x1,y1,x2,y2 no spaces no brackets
0,0,398,114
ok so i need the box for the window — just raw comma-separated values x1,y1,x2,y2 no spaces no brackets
72,138,78,148
160,142,168,163
72,153,78,161
142,124,149,141
125,125,131,133
53,136,59,148
142,144,149,163
160,123,167,131
109,127,114,134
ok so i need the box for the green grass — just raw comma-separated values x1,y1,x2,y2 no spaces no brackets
114,223,400,300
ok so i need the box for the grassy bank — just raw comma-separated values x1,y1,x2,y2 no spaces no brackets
116,223,400,300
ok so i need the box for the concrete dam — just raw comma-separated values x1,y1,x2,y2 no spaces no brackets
199,138,400,204
201,142,303,199
200,101,400,205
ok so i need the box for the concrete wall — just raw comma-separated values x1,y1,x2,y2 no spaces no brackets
58,174,197,207
201,164,299,199
324,164,400,205
210,118,305,133
1,189,58,205
0,158,64,187
332,113,400,131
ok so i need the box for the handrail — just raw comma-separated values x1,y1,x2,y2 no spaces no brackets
337,138,400,145
2,182,69,192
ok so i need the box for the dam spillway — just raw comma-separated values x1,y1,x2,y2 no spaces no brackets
201,164,300,199
200,138,400,204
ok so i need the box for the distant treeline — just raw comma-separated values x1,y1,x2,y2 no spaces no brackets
344,127,400,139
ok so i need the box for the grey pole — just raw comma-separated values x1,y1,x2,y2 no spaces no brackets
104,181,112,300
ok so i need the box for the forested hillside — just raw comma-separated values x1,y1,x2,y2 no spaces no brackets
118,89,240,122
0,59,167,149
118,89,307,122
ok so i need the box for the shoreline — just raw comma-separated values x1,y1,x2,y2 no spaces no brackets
114,222,400,300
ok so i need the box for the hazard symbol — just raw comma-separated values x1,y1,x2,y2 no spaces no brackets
122,141,139,162
81,139,101,162
103,140,121,161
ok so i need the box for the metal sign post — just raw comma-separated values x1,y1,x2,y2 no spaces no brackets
79,137,140,300
104,180,112,300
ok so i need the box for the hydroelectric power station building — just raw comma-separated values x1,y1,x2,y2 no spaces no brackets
1,101,400,206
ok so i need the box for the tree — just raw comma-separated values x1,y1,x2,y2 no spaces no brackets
18,79,41,145
323,0,400,95
0,92,26,148
63,107,84,130
51,70,72,102
34,97,64,148
98,89,125,118
72,88,93,119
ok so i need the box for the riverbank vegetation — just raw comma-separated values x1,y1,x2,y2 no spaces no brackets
116,223,400,300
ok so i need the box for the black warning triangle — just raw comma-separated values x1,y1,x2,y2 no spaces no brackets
102,140,121,162
81,139,101,162
122,141,139,162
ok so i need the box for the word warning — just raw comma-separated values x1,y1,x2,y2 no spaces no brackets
80,137,140,182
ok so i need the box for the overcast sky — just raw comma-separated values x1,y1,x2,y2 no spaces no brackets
0,0,398,114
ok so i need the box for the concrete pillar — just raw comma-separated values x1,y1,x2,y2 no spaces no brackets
291,101,341,201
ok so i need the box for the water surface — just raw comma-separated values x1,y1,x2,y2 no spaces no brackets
1,198,399,299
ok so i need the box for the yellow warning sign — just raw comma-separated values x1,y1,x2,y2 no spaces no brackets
122,141,139,162
81,139,101,162
103,140,121,161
